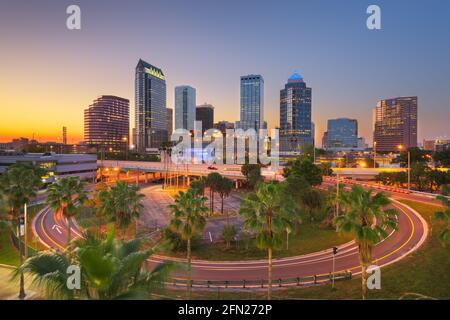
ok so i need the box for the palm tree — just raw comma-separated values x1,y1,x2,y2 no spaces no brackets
168,189,207,298
46,177,87,246
189,177,206,197
239,182,297,300
433,185,450,245
15,230,174,299
0,191,8,227
217,177,233,220
335,185,398,300
206,172,222,216
97,181,144,238
0,163,44,299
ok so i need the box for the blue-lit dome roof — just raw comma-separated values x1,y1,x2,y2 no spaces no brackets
289,72,303,80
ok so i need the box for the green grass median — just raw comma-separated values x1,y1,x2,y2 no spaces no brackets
164,200,450,300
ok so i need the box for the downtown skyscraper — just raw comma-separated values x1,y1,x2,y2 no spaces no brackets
196,103,214,132
175,85,196,131
279,73,313,153
324,118,358,150
373,96,418,152
236,75,264,131
134,59,167,152
84,95,129,152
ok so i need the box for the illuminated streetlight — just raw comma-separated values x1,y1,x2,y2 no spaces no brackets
122,136,129,160
397,144,410,191
373,141,377,168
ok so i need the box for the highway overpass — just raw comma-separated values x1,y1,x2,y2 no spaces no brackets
97,160,447,181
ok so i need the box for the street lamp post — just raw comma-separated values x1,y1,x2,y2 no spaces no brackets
373,141,377,168
407,150,411,190
100,145,105,182
336,172,340,220
398,145,411,191
123,137,128,161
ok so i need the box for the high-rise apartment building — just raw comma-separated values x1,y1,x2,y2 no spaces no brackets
373,96,418,152
237,75,264,131
325,118,358,150
84,95,129,152
196,103,214,132
134,59,167,152
279,73,313,153
167,108,173,137
175,86,196,131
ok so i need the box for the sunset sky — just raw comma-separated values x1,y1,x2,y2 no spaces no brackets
1,0,449,146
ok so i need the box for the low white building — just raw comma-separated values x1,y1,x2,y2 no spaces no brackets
0,152,97,183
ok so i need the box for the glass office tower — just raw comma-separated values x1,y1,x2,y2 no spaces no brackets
326,118,358,150
196,103,214,132
134,59,167,152
238,75,264,131
175,85,196,131
279,73,313,153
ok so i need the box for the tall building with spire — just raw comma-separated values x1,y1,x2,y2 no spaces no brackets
134,59,167,152
279,73,313,153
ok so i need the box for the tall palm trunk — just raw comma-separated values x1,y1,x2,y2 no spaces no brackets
268,247,272,300
187,238,192,299
361,262,368,300
17,213,26,299
358,241,371,300
66,216,72,247
209,189,214,216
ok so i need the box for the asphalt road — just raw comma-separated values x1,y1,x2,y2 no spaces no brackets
32,181,430,284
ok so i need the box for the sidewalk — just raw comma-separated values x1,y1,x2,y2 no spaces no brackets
0,265,40,300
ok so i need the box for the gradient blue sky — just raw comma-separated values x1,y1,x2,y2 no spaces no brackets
1,0,449,145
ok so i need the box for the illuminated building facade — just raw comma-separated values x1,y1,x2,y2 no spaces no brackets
62,126,67,145
279,73,313,153
134,59,167,152
0,153,97,183
84,95,129,152
373,96,418,152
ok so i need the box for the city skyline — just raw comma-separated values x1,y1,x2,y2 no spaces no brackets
1,0,450,145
